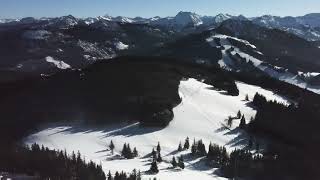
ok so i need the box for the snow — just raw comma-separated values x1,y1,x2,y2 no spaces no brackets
206,33,320,94
115,41,129,50
22,30,51,40
24,78,289,180
207,34,257,49
45,56,71,70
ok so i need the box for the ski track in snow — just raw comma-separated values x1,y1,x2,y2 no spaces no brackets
24,79,290,180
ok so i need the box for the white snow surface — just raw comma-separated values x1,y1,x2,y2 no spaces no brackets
115,41,129,50
45,56,71,70
25,79,290,180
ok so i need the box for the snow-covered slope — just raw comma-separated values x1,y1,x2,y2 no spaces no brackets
206,33,320,94
252,15,320,41
25,78,289,180
45,56,71,70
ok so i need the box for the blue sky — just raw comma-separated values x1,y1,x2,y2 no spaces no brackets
1,0,319,19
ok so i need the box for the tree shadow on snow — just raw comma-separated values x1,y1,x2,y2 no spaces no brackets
225,128,249,147
101,123,163,138
41,122,164,139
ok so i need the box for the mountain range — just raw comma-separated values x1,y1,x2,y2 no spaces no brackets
0,11,319,93
1,11,320,180
2,12,320,40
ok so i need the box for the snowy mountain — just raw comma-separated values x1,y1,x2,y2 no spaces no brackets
2,11,320,180
24,78,290,180
252,14,320,41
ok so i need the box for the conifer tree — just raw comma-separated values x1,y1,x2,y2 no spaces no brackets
152,148,157,161
178,156,185,169
107,171,112,180
239,115,246,129
114,171,120,180
133,147,138,158
178,142,183,151
227,116,233,128
184,137,190,150
109,140,115,155
121,143,127,157
156,142,161,153
150,161,159,173
127,144,133,159
197,140,207,156
191,139,197,156
137,170,142,180
237,110,242,119
171,156,177,168
157,152,163,162
245,94,249,101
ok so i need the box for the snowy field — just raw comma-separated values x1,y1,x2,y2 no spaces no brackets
25,78,290,180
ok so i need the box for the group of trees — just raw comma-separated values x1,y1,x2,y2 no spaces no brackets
0,143,106,180
245,92,320,179
149,142,163,173
178,137,190,151
121,143,138,159
191,139,207,156
186,139,265,178
226,110,247,128
171,156,185,169
107,169,142,180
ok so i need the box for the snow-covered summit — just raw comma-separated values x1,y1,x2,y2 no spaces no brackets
174,11,203,26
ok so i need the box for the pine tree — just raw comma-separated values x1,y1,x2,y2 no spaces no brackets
157,152,163,162
239,115,246,129
178,142,183,152
121,143,127,158
137,170,142,180
107,171,112,180
133,147,138,158
227,116,233,128
150,161,159,173
152,148,157,161
184,137,190,150
237,110,242,119
127,144,133,159
171,156,177,168
156,142,161,153
191,139,197,156
245,94,249,101
207,143,214,160
178,156,185,169
109,140,115,155
197,140,207,156
114,171,120,180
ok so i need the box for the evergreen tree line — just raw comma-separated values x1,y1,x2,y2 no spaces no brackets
246,93,320,179
107,169,142,180
0,143,106,180
188,138,265,179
